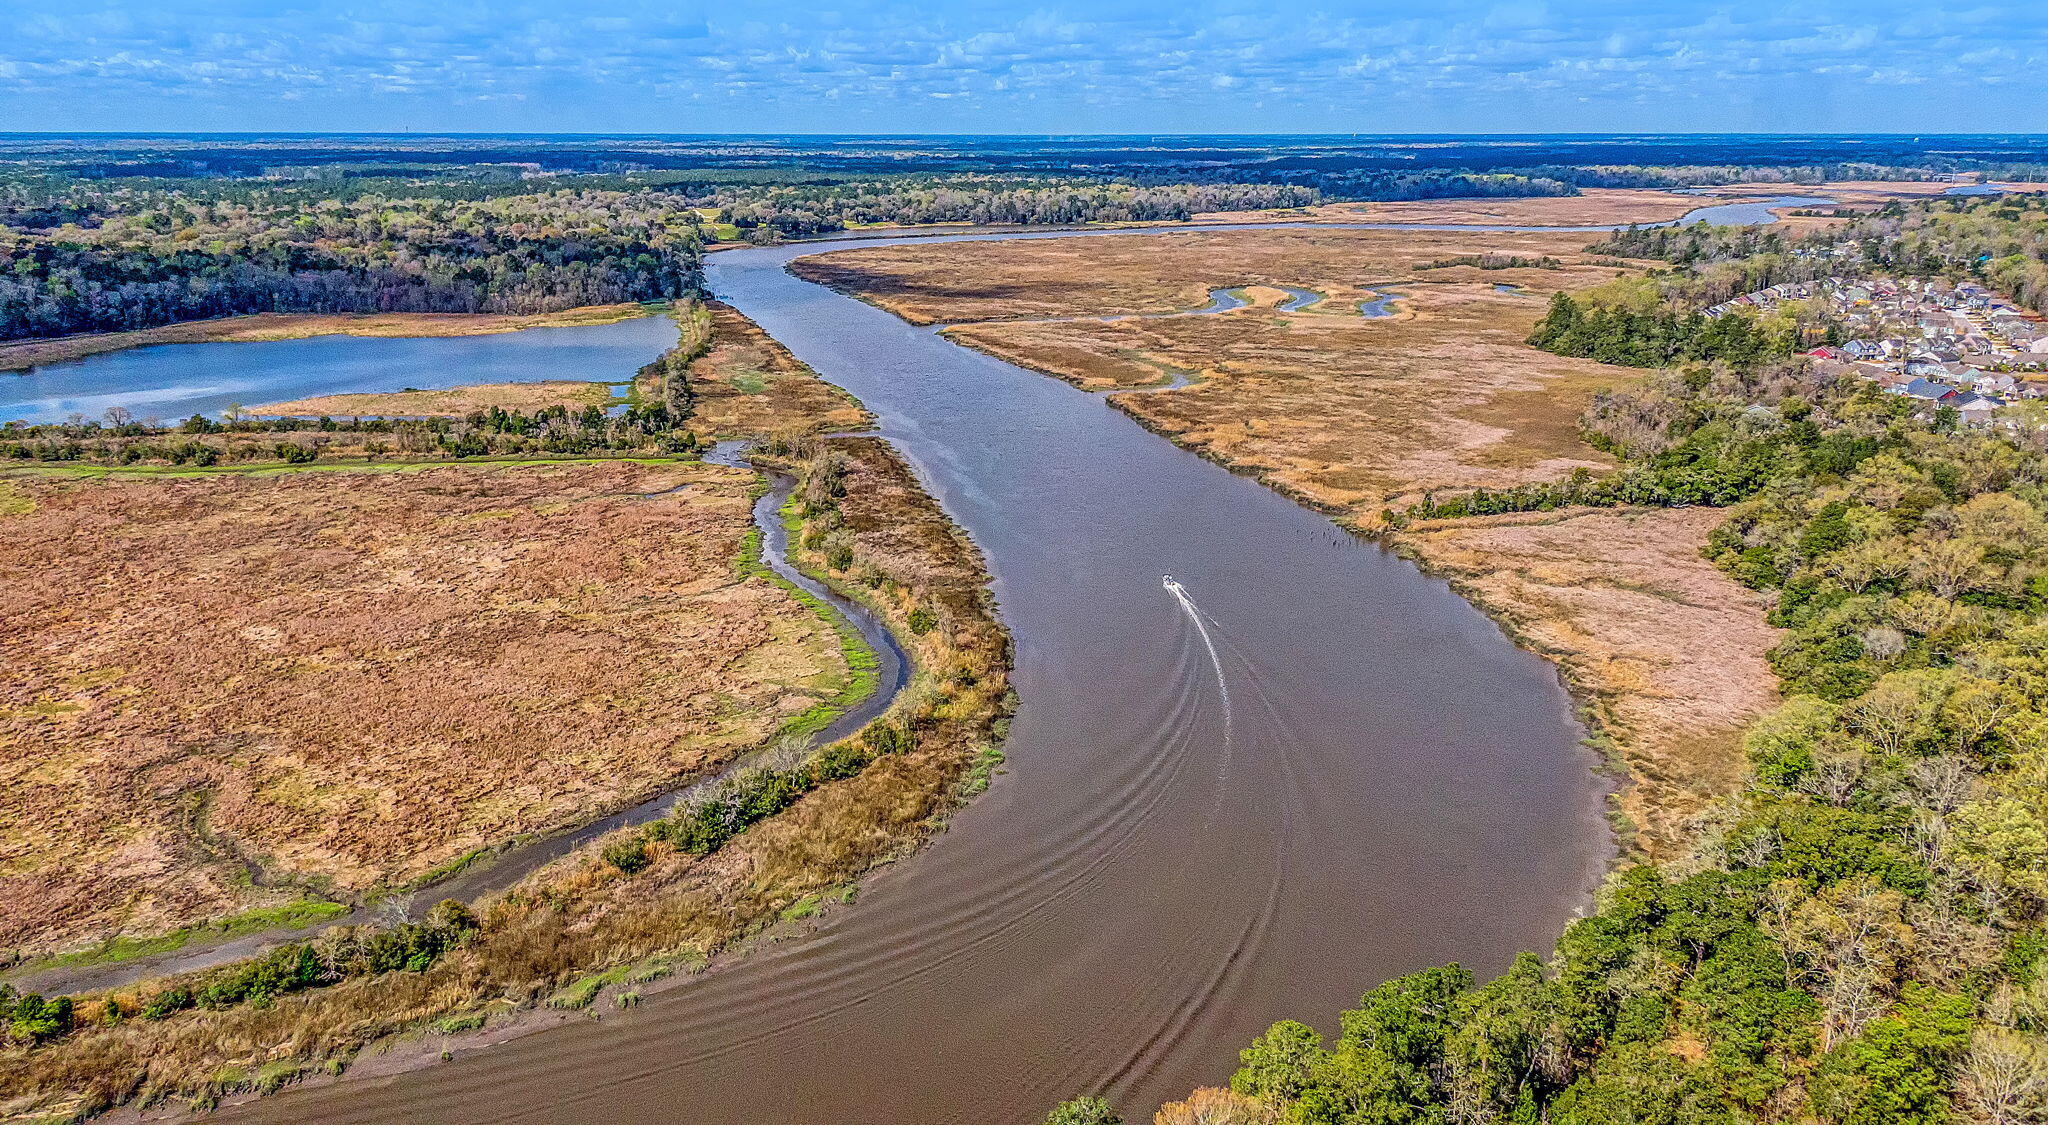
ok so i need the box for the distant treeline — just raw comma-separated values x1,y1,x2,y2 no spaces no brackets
700,176,1322,236
0,185,705,341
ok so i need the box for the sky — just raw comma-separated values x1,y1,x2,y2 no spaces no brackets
3,0,2045,135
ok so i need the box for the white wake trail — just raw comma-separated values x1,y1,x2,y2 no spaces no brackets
1162,575,1232,752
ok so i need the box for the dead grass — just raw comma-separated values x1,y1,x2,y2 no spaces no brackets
678,302,872,439
0,305,662,373
1397,508,1780,859
251,380,618,418
807,228,1630,520
0,441,1012,1124
795,224,1778,859
0,459,852,957
1191,187,1715,227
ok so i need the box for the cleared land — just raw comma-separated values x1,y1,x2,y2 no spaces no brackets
0,459,852,958
251,380,618,418
677,302,872,438
798,226,1781,853
0,304,662,372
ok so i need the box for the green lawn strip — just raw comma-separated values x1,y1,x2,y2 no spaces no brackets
11,900,350,976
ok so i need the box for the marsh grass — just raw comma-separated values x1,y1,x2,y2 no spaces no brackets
0,439,1013,1122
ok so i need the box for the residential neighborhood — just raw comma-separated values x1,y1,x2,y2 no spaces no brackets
1706,275,2048,421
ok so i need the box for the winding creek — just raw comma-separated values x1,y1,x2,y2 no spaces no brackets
24,195,1823,1124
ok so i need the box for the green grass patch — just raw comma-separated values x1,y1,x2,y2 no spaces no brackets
627,948,708,984
779,893,825,922
0,481,32,515
733,492,883,744
960,743,1008,798
544,964,635,1010
19,900,349,974
432,1011,490,1035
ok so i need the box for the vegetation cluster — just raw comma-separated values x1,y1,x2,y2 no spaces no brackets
0,400,698,466
0,182,706,341
1145,202,2048,1125
1595,192,2048,312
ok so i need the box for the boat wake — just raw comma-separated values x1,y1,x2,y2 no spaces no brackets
1162,575,1231,753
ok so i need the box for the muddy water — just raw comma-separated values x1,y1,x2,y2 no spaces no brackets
223,224,1620,1125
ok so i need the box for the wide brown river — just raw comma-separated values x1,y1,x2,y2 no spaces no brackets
221,224,1632,1125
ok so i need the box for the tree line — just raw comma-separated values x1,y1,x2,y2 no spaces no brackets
0,183,706,341
1118,331,2048,1125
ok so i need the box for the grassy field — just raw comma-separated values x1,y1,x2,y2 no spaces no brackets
675,302,873,438
0,438,1012,1123
251,380,621,418
795,223,1782,856
0,297,1016,1123
0,458,853,958
0,303,666,372
799,227,1630,519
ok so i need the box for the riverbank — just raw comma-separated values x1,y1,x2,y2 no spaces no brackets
0,304,666,373
0,319,1009,1125
787,226,1778,861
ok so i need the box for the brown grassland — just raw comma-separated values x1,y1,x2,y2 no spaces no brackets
793,224,1782,855
0,459,851,957
0,301,1012,1122
1190,186,1716,227
796,227,1629,516
674,302,872,438
0,437,1009,1121
0,304,661,373
249,380,619,418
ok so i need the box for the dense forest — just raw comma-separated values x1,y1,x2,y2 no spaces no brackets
7,145,2039,346
698,176,1321,236
0,183,707,341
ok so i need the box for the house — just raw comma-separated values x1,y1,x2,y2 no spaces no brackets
1900,378,1959,401
1976,372,2020,395
1952,393,2006,423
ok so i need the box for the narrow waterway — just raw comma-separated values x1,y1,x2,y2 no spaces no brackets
214,214,1685,1125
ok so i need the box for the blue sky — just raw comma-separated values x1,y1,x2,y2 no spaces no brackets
3,0,2044,134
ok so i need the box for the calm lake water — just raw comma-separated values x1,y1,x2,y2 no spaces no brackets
0,315,678,426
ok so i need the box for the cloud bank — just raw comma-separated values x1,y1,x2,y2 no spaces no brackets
2,0,2042,132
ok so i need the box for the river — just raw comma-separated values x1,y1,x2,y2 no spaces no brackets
45,194,1829,1123
205,212,1679,1124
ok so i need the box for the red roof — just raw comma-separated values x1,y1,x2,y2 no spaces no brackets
1805,347,1840,359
